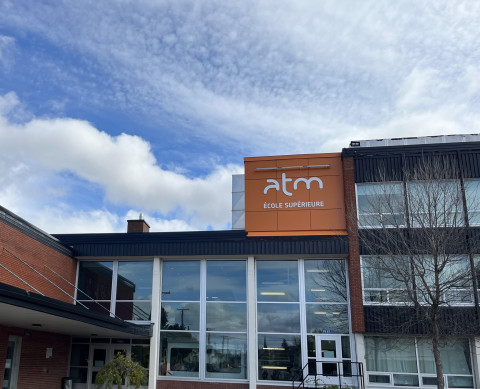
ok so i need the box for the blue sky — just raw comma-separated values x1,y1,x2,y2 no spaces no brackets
0,1,479,233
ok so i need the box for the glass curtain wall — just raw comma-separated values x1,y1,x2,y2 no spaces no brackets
159,260,247,380
257,259,350,383
77,261,153,321
257,260,301,382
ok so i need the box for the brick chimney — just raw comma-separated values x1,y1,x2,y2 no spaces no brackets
127,213,150,233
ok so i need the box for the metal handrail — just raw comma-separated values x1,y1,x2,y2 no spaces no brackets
292,361,364,389
43,264,124,320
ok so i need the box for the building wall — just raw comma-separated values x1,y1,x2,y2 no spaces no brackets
0,325,71,389
0,221,76,303
343,155,365,333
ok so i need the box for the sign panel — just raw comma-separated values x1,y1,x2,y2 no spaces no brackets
244,153,346,236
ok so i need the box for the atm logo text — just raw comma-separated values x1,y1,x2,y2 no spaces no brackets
263,173,324,196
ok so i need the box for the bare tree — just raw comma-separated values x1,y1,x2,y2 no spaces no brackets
356,157,479,389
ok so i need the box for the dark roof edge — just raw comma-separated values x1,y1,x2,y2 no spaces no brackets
342,140,480,158
0,282,151,337
0,206,73,257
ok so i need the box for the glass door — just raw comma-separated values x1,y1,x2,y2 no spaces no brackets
89,346,108,388
3,336,21,389
314,335,343,387
88,345,130,389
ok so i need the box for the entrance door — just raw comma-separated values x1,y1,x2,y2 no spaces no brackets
88,345,129,388
313,335,343,387
3,335,21,389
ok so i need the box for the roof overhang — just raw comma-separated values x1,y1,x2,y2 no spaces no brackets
0,283,152,338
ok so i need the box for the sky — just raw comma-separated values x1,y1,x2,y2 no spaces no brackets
0,1,479,234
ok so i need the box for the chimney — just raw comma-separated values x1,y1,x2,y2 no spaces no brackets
127,213,150,233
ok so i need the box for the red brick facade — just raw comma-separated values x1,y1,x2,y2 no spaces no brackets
342,156,365,333
156,381,292,389
0,325,71,389
0,222,76,303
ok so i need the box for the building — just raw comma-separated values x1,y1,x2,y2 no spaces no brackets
1,134,480,389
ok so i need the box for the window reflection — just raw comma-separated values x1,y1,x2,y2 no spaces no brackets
257,261,299,302
206,303,247,332
116,261,152,300
207,261,246,301
115,301,151,321
161,302,200,331
305,304,349,334
305,260,347,303
78,262,113,300
258,335,301,381
257,303,300,333
162,261,200,301
206,333,247,379
160,332,199,377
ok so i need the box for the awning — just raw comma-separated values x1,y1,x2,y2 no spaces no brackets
0,282,152,338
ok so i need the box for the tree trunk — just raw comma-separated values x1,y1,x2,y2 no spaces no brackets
432,320,444,389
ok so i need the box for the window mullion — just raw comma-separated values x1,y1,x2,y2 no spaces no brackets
199,259,207,380
110,261,118,317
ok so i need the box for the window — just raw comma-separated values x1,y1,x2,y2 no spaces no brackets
77,260,153,321
159,260,247,380
357,183,405,228
304,260,349,333
365,337,473,388
362,256,409,304
464,179,480,226
362,256,473,305
257,261,300,381
160,261,201,378
407,180,463,228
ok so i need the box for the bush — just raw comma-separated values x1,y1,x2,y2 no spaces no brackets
95,353,146,389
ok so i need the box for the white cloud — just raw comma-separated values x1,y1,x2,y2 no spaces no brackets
0,92,242,233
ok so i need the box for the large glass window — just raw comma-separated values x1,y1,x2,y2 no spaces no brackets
258,335,301,382
407,180,464,228
159,260,247,380
160,332,200,377
77,261,113,314
77,260,153,321
365,337,473,388
357,182,405,227
362,255,473,305
257,261,300,382
305,260,349,335
362,256,409,304
205,260,247,380
116,261,153,321
465,179,480,226
160,261,200,378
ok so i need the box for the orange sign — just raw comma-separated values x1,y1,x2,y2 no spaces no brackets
244,153,346,236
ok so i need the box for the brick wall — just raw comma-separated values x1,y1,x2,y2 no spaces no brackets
0,222,76,303
156,380,249,389
342,156,365,333
0,325,71,389
156,381,291,389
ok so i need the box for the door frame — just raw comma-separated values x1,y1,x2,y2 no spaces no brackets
4,335,22,389
87,344,131,388
314,334,343,386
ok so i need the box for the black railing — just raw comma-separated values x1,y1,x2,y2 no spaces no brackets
292,361,364,389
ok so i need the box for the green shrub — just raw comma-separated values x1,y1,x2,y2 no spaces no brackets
95,353,146,389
